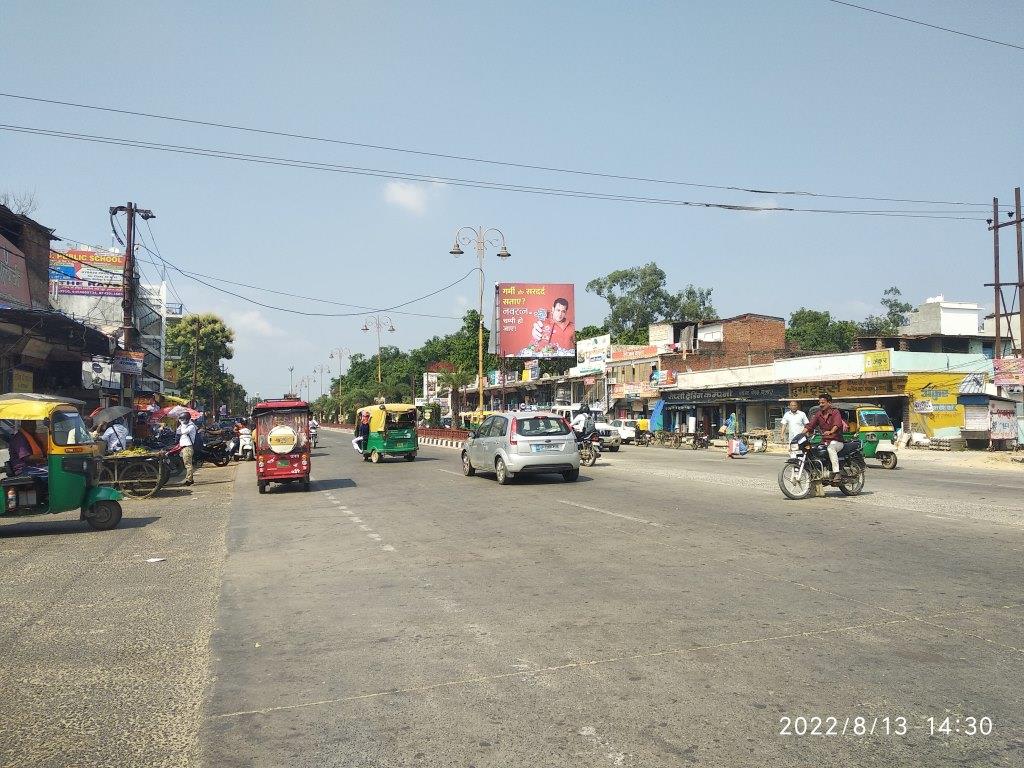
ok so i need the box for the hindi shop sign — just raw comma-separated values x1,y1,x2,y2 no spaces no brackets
496,283,576,359
662,384,789,405
994,358,1024,387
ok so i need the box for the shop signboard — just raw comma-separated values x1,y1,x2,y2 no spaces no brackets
0,234,31,309
611,345,657,361
576,334,611,364
652,369,677,386
789,377,907,400
11,368,33,393
422,371,440,403
990,402,1017,440
662,384,789,405
112,350,144,376
905,373,965,436
994,358,1024,387
496,283,576,358
863,349,891,375
612,382,658,399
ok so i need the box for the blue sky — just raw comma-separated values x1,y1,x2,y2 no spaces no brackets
3,1,1023,398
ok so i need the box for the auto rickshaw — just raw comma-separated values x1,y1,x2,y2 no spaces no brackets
809,401,900,469
357,404,418,463
0,395,124,530
253,398,311,493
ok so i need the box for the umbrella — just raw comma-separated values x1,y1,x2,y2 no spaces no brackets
155,404,200,421
91,405,132,426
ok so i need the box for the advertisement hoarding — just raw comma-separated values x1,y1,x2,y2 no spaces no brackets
496,283,575,358
994,358,1024,387
50,249,125,288
112,350,144,376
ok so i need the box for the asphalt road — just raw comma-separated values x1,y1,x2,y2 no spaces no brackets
201,434,1024,768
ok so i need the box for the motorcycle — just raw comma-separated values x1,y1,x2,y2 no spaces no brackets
310,424,319,448
197,438,232,467
778,434,866,500
576,431,602,467
691,428,711,450
230,427,255,461
163,444,188,482
636,431,653,447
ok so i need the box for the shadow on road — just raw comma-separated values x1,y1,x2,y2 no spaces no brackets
311,478,358,490
0,515,161,537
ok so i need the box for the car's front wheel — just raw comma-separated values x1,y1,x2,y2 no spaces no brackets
462,451,475,476
562,469,579,482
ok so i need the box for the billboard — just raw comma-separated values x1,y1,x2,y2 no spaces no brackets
994,358,1024,387
50,249,124,292
112,350,145,376
496,283,575,358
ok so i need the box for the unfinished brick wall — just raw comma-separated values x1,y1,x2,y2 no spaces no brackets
661,315,786,372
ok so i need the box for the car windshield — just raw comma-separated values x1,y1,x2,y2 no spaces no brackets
516,417,570,436
859,410,893,428
52,411,91,446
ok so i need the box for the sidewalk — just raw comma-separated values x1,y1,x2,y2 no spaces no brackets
0,463,237,768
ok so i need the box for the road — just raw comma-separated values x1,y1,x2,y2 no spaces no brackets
201,433,1024,768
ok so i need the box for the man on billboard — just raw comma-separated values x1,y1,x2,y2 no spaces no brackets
530,296,575,351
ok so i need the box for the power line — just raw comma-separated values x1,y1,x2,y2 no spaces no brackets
825,0,1024,52
0,124,990,221
0,91,997,209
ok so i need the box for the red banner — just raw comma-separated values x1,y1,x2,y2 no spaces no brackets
496,283,576,358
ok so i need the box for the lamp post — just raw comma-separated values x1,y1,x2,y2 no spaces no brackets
329,347,351,399
448,226,510,412
360,316,395,388
288,366,294,397
313,364,330,399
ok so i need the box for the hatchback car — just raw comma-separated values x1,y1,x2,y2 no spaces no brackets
462,412,580,484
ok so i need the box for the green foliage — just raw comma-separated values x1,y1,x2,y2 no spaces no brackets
586,262,717,344
858,286,914,336
786,308,858,353
166,313,237,406
576,323,609,341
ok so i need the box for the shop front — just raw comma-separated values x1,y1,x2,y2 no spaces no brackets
661,384,789,434
789,377,909,431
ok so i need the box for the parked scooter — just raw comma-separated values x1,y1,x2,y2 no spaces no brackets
197,438,232,467
234,426,254,461
691,427,711,450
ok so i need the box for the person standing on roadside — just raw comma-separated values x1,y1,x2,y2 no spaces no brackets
176,412,198,486
780,400,808,443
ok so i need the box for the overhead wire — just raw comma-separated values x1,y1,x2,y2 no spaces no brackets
825,0,1024,52
0,124,991,221
0,91,1000,208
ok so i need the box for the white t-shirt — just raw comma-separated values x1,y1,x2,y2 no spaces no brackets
177,421,198,447
571,413,592,432
780,410,809,440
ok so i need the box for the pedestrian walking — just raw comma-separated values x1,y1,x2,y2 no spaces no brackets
779,400,809,456
176,412,198,485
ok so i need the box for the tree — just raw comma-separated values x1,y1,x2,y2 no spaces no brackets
437,368,473,425
858,286,914,336
0,190,38,216
576,323,609,341
166,313,235,406
586,262,717,344
786,309,858,353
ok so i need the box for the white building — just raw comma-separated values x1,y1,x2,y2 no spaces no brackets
899,296,983,336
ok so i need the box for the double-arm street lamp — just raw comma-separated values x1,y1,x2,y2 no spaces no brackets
313,364,330,399
449,227,510,412
361,316,395,386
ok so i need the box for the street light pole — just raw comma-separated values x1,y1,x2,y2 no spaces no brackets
361,316,395,390
329,347,351,399
449,227,510,412
289,366,294,397
313,364,330,399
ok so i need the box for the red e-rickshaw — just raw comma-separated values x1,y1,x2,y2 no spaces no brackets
253,399,311,493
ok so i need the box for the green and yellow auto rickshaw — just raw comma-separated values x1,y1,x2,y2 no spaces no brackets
357,403,418,463
809,401,900,470
0,395,124,530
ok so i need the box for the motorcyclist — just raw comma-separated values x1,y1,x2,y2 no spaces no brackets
571,405,595,441
804,392,845,479
309,416,320,446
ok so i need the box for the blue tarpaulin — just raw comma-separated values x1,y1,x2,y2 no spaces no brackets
650,399,665,432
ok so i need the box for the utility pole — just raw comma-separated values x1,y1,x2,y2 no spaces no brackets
1016,187,1023,356
190,321,200,408
110,202,155,401
985,187,1024,394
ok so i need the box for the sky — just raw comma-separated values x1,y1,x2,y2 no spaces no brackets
3,1,1023,399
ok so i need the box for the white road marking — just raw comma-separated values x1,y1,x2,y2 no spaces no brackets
436,468,462,476
351,517,362,523
367,533,382,541
558,499,666,528
381,544,396,552
358,524,371,531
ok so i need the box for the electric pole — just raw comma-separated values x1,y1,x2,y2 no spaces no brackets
191,321,200,408
985,187,1024,394
110,202,155,401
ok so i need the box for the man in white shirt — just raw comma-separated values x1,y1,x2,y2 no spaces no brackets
780,400,809,452
102,419,132,453
176,413,198,485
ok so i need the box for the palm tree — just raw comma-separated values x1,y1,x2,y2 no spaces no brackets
437,368,473,427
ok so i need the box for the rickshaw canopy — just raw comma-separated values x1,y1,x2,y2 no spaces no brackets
357,403,416,433
0,397,80,421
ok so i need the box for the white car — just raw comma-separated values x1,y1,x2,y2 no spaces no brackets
593,421,622,451
607,418,637,444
